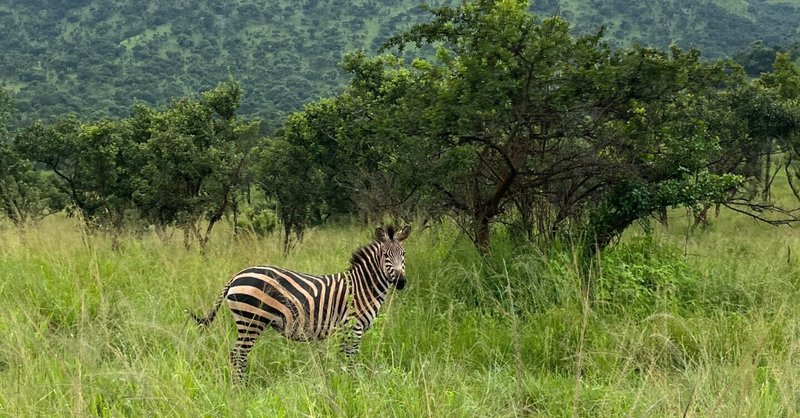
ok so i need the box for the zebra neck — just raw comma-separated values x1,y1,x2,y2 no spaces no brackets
349,263,389,297
347,246,390,317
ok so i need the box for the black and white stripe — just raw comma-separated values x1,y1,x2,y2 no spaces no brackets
191,226,411,382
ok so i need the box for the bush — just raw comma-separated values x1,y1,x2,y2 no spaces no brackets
441,232,583,314
236,205,278,237
598,236,700,314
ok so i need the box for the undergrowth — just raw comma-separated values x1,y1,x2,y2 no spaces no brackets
1,211,799,417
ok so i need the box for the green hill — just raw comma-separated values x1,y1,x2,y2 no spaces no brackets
557,0,800,55
1,0,799,127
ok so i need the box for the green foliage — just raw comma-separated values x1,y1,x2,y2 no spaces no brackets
256,136,326,250
129,79,259,248
0,0,464,126
0,89,10,128
235,204,278,237
732,54,800,204
335,2,768,252
0,90,56,226
14,115,141,232
588,171,743,247
3,0,800,254
14,116,128,226
0,142,56,226
136,80,249,225
7,80,259,248
730,84,798,142
733,41,800,77
254,93,382,249
759,52,800,100
549,0,800,60
599,236,700,313
202,78,243,120
3,0,799,127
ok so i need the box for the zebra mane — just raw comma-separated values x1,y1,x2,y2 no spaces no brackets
349,242,379,269
350,225,395,266
348,226,398,268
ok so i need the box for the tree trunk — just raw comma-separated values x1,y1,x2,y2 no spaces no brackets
588,215,638,257
692,204,710,230
200,218,218,255
282,221,292,255
183,225,192,251
763,142,773,201
232,194,239,236
111,231,121,252
473,211,491,255
469,168,518,254
657,207,669,227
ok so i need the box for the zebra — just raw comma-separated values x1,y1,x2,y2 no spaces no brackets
190,225,411,382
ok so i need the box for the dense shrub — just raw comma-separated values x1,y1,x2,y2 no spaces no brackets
236,205,278,237
598,236,700,314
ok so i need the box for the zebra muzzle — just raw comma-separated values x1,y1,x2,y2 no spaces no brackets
395,274,406,290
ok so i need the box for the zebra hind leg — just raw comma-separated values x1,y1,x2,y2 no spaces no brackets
230,321,265,384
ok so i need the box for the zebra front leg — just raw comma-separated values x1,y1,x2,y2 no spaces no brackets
340,324,364,368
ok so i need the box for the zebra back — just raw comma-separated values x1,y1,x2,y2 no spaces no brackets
225,266,350,341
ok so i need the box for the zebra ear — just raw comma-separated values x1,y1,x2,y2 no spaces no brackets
375,227,390,243
395,225,411,242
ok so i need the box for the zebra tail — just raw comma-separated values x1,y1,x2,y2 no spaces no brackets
190,279,233,326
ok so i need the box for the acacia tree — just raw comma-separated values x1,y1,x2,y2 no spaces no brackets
0,90,55,226
753,53,800,203
256,82,431,251
13,79,258,250
334,0,750,253
15,115,137,240
0,141,54,226
256,97,357,252
256,136,325,253
134,79,258,250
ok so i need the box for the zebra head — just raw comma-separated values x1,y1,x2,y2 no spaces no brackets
375,225,411,290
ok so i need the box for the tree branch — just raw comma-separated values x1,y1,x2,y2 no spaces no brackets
723,199,800,226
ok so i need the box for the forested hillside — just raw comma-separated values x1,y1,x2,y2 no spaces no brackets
557,0,800,56
1,0,799,126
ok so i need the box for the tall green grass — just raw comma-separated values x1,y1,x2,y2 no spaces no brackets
1,209,800,417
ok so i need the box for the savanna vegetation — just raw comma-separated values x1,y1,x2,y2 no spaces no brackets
3,0,800,416
2,208,800,416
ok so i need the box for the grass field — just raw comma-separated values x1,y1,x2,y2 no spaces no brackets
1,204,799,417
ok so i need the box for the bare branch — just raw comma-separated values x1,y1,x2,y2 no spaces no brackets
723,199,800,226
